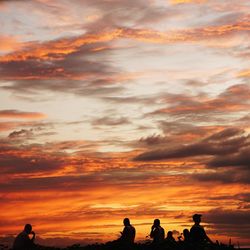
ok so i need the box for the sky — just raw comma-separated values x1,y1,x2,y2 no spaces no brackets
0,0,250,247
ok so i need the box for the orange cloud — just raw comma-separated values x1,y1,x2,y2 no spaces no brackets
0,122,19,132
238,69,250,78
0,30,123,62
0,110,46,119
1,18,249,63
124,19,250,43
152,84,250,116
0,35,23,53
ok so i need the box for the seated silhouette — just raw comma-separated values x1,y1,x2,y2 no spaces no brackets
150,219,165,244
119,218,136,244
183,228,190,242
13,224,36,250
166,231,176,242
177,228,192,250
190,214,213,245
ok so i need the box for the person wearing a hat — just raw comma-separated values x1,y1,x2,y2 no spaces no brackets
190,214,213,246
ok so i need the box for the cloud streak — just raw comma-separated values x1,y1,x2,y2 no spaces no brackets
0,110,46,119
1,17,249,63
150,84,250,116
134,128,248,160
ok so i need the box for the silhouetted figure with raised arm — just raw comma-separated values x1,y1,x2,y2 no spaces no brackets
190,214,213,249
119,218,136,245
13,224,36,250
150,219,165,245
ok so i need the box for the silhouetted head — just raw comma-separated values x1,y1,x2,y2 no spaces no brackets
183,229,190,239
167,231,173,238
24,224,32,234
153,219,160,227
123,218,130,226
192,214,202,224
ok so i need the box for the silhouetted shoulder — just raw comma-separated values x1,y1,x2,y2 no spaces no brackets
13,232,32,250
119,218,136,245
190,225,206,242
13,224,35,250
150,219,165,244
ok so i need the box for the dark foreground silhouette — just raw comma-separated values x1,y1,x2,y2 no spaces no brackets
5,215,240,250
12,224,35,250
33,240,236,250
0,237,239,250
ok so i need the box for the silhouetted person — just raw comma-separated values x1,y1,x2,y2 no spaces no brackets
183,229,190,242
13,224,35,250
119,218,136,244
166,231,175,242
190,214,213,245
179,229,192,250
165,230,179,249
150,219,165,244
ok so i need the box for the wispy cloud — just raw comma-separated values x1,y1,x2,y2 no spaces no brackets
150,84,250,116
0,110,46,119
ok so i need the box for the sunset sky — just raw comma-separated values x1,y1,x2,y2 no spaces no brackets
0,0,250,247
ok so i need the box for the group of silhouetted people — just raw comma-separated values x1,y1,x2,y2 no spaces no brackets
12,214,217,250
116,214,214,249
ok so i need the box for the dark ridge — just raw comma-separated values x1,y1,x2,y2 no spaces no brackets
0,241,240,250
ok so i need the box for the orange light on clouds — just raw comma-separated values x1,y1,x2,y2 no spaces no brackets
238,69,250,78
0,110,46,119
0,35,23,53
170,0,207,4
0,0,250,247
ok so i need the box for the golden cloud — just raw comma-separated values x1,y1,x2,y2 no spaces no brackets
0,110,47,119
